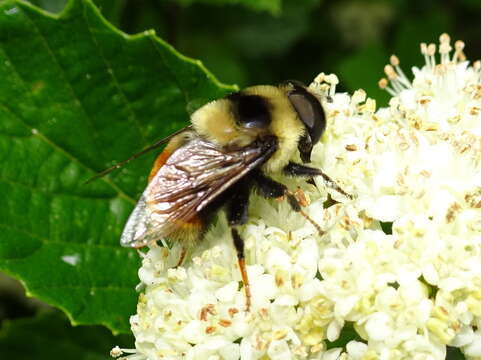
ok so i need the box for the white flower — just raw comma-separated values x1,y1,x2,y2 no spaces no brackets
113,33,481,359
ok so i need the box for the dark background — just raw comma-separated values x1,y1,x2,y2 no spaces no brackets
1,0,478,358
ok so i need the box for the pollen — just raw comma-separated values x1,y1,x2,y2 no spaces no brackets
218,319,232,327
228,308,239,317
205,326,216,334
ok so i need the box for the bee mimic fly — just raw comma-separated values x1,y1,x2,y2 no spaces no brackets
90,80,350,310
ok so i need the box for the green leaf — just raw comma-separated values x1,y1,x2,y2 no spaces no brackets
0,0,234,333
174,0,282,15
25,0,67,13
0,310,133,359
88,0,128,26
28,0,128,26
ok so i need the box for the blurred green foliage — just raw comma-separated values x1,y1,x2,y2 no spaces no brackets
27,0,481,107
0,311,132,360
2,0,480,358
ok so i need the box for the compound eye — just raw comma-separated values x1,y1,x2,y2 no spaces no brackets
229,93,271,129
287,89,326,144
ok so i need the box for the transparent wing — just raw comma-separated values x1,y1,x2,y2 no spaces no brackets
120,136,276,247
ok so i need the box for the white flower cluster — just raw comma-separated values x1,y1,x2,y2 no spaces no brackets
113,34,481,360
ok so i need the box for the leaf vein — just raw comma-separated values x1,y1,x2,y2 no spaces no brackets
0,101,135,204
19,4,108,163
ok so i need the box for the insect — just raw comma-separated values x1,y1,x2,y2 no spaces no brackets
91,80,350,310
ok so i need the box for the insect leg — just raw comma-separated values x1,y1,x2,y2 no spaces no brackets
283,162,352,199
231,228,251,311
253,171,325,235
283,162,324,177
227,182,252,310
175,246,188,267
252,170,287,198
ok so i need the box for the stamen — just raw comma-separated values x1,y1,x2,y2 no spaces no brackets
111,346,123,357
439,33,452,65
327,74,339,96
427,43,437,68
384,64,397,80
390,55,412,88
420,42,427,54
379,77,397,96
420,42,432,70
381,34,471,96
378,78,388,89
439,32,450,42
385,86,398,97
384,64,409,94
111,347,138,358
390,54,400,67
380,33,476,99
391,77,405,94
453,40,465,63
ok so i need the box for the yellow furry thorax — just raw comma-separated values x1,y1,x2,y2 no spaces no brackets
190,85,305,174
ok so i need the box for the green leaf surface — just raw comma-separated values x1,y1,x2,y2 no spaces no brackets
0,0,234,333
25,0,67,13
175,0,282,15
0,310,133,359
28,0,128,26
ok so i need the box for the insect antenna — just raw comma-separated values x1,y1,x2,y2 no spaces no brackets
84,124,192,184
